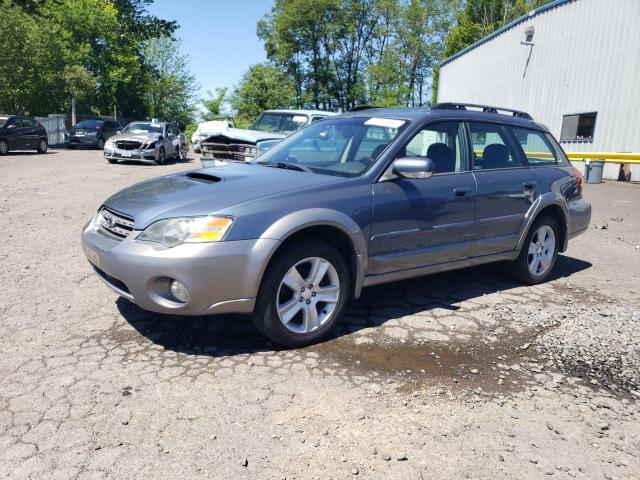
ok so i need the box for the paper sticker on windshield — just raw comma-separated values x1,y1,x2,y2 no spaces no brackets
365,118,405,129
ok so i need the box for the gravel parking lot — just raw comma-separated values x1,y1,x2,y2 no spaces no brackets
1,149,639,479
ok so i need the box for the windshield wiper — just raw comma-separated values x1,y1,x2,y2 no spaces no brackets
268,162,313,173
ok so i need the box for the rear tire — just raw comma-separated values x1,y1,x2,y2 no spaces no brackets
37,138,48,154
513,215,560,285
251,240,350,348
97,137,105,150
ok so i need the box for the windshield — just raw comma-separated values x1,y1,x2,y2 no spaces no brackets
0,117,8,128
251,113,308,133
76,119,104,129
122,123,163,135
253,117,406,177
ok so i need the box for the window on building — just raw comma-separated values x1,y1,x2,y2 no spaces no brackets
560,112,597,141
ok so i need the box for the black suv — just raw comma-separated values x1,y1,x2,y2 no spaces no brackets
66,119,122,149
0,115,48,155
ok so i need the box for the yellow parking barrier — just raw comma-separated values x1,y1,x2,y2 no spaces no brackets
473,150,640,165
565,153,640,165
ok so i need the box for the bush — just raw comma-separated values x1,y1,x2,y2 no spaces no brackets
184,123,198,143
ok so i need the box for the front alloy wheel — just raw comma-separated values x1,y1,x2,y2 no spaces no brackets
0,139,8,155
157,147,165,165
276,257,340,334
178,143,187,161
252,240,350,347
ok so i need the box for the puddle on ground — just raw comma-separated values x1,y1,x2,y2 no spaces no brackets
312,333,543,393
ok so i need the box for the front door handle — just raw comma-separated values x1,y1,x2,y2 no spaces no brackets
454,187,472,196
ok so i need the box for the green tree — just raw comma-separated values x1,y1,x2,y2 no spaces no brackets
141,36,199,127
230,63,296,127
202,88,228,120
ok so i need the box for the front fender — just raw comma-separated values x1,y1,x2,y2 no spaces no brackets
259,208,369,299
515,192,569,252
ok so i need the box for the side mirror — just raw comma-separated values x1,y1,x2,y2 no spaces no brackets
7,124,16,129
116,130,121,135
392,157,435,179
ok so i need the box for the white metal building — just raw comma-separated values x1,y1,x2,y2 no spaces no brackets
437,0,640,180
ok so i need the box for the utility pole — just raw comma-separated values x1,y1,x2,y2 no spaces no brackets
71,96,76,126
113,105,117,121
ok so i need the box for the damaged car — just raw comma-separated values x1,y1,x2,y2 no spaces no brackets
104,121,188,165
200,109,335,162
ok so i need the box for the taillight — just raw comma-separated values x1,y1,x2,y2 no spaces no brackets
572,166,584,191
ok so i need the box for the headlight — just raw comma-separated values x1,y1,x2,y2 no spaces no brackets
105,140,114,148
146,141,157,150
137,216,233,248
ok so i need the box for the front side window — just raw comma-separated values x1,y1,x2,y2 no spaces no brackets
560,112,596,141
468,122,522,170
511,127,558,165
402,121,467,174
253,117,406,177
22,117,37,127
252,113,308,133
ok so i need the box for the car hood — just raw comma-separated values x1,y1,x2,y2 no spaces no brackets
107,132,161,143
202,128,286,145
102,162,336,229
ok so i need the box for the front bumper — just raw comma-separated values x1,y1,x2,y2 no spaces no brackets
81,219,278,315
66,135,99,147
104,145,159,164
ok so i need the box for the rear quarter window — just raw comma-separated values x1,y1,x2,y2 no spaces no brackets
511,127,564,166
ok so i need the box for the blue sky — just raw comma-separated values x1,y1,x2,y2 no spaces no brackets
149,0,273,100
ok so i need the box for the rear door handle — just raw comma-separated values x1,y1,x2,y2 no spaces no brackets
454,187,472,196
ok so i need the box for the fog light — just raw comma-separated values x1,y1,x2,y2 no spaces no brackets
169,280,190,303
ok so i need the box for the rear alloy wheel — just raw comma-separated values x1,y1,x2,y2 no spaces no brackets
37,138,48,154
178,143,187,161
251,240,350,347
513,215,560,284
156,147,165,165
97,138,105,150
0,139,8,155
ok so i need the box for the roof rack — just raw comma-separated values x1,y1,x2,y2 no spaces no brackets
431,102,533,120
349,105,385,112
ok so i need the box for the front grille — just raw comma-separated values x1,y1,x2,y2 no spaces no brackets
98,207,134,239
201,142,256,162
115,140,143,151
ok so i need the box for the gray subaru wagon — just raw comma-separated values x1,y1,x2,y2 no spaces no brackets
81,103,591,347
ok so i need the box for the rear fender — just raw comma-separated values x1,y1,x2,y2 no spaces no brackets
515,192,569,252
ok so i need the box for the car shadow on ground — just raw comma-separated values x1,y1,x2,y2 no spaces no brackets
1,150,59,156
117,255,592,357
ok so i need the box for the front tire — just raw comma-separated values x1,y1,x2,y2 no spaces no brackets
178,143,187,161
513,215,560,284
0,139,8,155
251,240,350,348
37,138,48,154
97,137,105,150
156,147,165,165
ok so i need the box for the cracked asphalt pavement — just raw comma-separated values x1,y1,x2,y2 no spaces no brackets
1,149,639,479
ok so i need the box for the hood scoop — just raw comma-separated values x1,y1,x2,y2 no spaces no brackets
184,172,222,183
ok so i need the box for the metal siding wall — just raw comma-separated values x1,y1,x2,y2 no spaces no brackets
438,0,640,153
